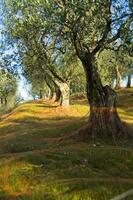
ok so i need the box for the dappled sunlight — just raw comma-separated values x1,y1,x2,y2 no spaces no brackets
0,160,33,198
0,145,132,200
1,101,89,122
0,92,133,199
118,108,133,125
0,0,133,198
0,100,89,155
0,121,19,129
0,97,133,154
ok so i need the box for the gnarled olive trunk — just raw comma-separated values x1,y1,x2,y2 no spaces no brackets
46,71,70,106
49,89,55,100
55,88,61,102
45,80,55,100
0,98,3,105
4,97,7,105
115,65,121,89
59,82,70,107
80,53,125,138
127,74,131,88
39,90,43,99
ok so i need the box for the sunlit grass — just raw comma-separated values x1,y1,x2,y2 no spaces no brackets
0,89,133,199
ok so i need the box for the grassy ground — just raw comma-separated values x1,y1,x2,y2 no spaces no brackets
0,88,133,200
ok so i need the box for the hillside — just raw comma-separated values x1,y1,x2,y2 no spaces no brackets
0,88,133,200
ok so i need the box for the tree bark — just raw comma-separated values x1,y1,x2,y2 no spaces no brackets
115,65,121,89
46,70,70,106
55,87,61,102
4,97,7,105
49,89,55,100
45,79,55,100
39,90,43,99
59,82,70,107
0,98,3,105
79,53,126,139
127,74,131,88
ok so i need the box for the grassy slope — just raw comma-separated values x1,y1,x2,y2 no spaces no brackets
0,89,133,200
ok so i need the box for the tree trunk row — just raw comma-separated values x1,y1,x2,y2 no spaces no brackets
78,52,126,139
0,97,7,106
45,71,70,106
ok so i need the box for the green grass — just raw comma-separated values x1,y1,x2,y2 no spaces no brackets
0,89,133,200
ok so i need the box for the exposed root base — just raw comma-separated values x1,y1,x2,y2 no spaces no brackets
77,122,130,144
58,118,131,145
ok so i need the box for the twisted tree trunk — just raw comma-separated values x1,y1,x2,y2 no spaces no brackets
45,79,55,100
49,89,55,100
55,88,61,102
127,74,131,88
0,98,3,105
80,53,126,138
4,97,7,105
60,82,70,107
39,89,43,99
46,71,70,106
115,65,121,89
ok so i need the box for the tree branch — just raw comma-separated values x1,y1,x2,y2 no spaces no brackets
107,13,133,44
92,2,133,55
112,12,133,23
92,0,112,55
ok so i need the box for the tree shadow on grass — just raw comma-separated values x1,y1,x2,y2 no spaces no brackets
36,104,59,108
1,141,133,200
0,108,133,154
0,114,88,154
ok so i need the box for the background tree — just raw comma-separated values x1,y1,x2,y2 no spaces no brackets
0,69,17,107
97,48,132,89
34,0,132,138
127,65,133,88
4,2,71,106
4,1,86,106
4,0,133,138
